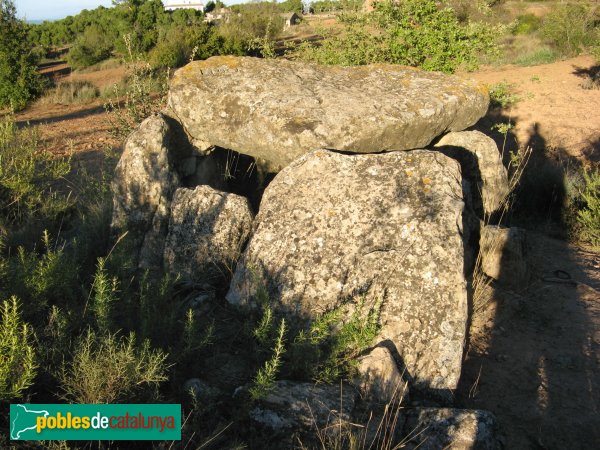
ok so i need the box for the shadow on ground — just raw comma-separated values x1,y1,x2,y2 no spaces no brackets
458,109,600,448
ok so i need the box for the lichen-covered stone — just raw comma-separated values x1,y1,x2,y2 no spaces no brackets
163,186,254,284
434,130,509,215
169,56,489,170
355,346,409,404
402,408,500,450
249,381,357,441
480,225,529,288
227,149,468,394
111,114,180,270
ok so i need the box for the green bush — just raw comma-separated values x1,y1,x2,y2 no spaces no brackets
0,296,37,402
149,38,187,69
576,167,600,248
60,330,170,404
513,13,541,35
292,0,501,73
0,116,72,230
67,25,113,69
0,0,44,110
540,4,598,56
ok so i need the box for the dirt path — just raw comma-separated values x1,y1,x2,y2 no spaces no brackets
468,55,600,162
458,233,600,449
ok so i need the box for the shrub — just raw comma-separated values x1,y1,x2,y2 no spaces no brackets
149,39,187,69
512,13,541,35
1,232,79,320
0,0,43,110
60,330,170,404
576,167,600,248
488,81,520,108
0,296,37,402
67,25,113,69
292,0,501,73
540,4,598,56
0,116,72,230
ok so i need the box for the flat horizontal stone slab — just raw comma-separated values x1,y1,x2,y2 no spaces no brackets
168,56,489,170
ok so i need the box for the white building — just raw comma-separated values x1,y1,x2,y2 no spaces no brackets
163,0,205,11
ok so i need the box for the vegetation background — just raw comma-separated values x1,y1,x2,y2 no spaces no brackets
1,0,599,448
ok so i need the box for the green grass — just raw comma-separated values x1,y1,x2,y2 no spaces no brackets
515,47,559,66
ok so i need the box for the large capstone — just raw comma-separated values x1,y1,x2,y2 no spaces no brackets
163,186,254,284
111,114,181,270
227,149,468,394
168,56,489,171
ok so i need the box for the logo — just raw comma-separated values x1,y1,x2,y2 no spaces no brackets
10,404,181,441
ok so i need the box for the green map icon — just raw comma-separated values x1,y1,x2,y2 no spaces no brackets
10,404,49,440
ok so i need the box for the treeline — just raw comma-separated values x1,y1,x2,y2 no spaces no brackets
28,0,295,70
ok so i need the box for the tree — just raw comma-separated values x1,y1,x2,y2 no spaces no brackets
0,0,43,110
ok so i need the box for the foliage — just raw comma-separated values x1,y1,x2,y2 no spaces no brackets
67,25,114,69
0,296,37,401
512,13,541,35
219,1,284,57
289,297,382,383
0,116,72,230
576,167,600,248
514,47,558,66
105,35,169,137
540,4,599,56
60,329,170,404
249,318,286,400
0,0,43,110
89,257,119,335
292,0,500,73
488,81,520,108
1,232,79,320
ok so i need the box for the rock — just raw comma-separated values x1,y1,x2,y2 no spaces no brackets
249,381,357,440
480,225,529,288
227,149,468,395
402,408,500,450
354,346,409,404
111,114,181,270
168,56,489,170
163,186,254,284
434,130,509,216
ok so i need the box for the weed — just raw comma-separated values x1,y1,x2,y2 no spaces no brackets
249,318,286,400
89,257,119,335
488,82,520,108
40,80,99,105
575,167,600,248
60,329,170,404
104,34,169,138
515,47,559,66
0,296,37,401
289,296,382,383
0,115,72,230
512,13,541,35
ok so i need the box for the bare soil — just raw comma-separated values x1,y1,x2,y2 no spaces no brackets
468,55,600,162
15,54,600,448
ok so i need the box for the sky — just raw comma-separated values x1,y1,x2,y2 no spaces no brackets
16,0,114,22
